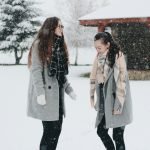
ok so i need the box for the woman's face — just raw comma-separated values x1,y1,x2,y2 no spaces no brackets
55,20,64,36
94,39,110,54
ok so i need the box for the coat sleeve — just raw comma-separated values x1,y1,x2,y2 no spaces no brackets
114,52,127,114
30,40,45,96
90,56,97,100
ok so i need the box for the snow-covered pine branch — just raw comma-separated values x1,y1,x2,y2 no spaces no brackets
0,0,41,64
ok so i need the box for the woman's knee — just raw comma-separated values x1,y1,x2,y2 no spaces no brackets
113,126,125,141
55,127,62,137
97,125,107,138
97,128,102,137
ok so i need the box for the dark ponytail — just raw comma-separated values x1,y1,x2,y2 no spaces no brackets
94,32,121,68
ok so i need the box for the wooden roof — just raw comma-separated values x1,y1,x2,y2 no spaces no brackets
79,0,150,27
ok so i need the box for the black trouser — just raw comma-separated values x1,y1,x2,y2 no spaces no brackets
97,116,125,150
40,86,63,150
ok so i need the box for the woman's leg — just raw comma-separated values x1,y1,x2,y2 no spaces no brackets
113,126,125,150
97,116,115,150
40,115,63,150
40,85,64,150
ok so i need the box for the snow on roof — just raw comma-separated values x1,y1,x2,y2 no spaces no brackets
79,0,150,20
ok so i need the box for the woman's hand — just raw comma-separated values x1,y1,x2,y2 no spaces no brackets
69,91,77,100
112,109,121,115
113,98,122,115
37,94,46,105
90,99,95,108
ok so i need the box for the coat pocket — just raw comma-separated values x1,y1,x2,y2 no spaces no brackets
112,92,116,111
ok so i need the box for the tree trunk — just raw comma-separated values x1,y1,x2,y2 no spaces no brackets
15,58,20,65
74,33,79,66
14,49,23,65
74,46,78,66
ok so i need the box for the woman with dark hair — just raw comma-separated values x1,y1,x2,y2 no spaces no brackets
27,17,76,150
90,32,133,150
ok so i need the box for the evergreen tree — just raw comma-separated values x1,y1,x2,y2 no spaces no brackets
0,0,41,64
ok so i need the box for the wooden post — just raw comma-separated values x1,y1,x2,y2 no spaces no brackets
98,24,105,32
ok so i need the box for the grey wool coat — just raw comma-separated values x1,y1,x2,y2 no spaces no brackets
27,40,73,121
95,67,133,128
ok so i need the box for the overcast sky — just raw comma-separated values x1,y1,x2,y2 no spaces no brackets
34,0,150,22
34,0,58,21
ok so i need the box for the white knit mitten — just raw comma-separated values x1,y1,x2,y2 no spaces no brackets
69,91,77,100
37,95,46,105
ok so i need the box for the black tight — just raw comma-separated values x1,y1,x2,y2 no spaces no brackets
40,86,63,150
40,115,63,150
97,116,125,150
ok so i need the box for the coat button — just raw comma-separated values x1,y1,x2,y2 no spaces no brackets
48,86,51,89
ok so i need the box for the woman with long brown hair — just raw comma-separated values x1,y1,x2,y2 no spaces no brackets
27,17,76,150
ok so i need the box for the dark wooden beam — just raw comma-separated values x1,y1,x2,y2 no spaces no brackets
79,17,150,27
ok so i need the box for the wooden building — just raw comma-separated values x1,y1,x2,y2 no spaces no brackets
79,1,150,70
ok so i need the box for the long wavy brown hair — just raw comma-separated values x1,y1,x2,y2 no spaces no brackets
28,17,69,68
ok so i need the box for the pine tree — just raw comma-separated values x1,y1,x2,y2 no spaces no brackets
0,0,41,64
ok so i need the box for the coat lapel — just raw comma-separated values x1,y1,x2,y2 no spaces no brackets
104,67,113,86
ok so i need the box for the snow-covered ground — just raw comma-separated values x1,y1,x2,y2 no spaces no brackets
1,0,150,149
0,65,150,150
